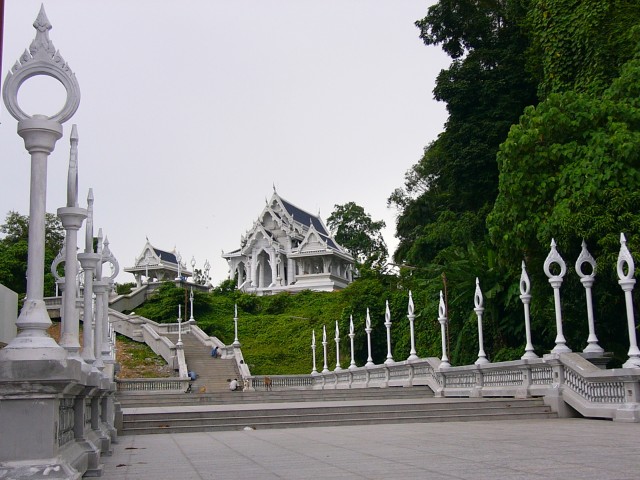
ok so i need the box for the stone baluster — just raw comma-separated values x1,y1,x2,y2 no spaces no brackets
233,303,240,346
334,321,342,371
576,240,603,354
311,329,318,375
365,308,374,367
474,278,489,365
438,290,450,368
544,239,571,353
78,189,100,365
348,315,357,369
384,300,394,365
407,291,418,361
321,325,329,373
617,233,640,368
520,261,538,360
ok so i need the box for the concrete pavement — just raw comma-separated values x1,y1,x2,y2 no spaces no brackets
103,418,639,479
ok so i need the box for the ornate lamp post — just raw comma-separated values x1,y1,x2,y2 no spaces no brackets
334,321,342,371
474,278,489,365
176,305,183,347
576,241,603,354
618,234,640,368
322,325,329,373
311,330,318,375
348,315,357,369
520,261,538,360
384,300,394,365
175,250,182,280
544,239,571,353
438,291,450,368
365,308,374,367
233,303,240,346
407,291,418,361
189,287,195,324
0,5,80,361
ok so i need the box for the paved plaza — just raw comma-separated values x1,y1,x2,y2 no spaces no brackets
103,418,639,479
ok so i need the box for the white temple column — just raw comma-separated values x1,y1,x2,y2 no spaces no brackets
544,239,571,354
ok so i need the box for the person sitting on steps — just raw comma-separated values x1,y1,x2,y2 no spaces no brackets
211,346,219,358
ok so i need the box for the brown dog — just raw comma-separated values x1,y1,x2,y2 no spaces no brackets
264,376,272,391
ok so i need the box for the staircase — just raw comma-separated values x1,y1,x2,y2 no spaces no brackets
118,391,556,435
165,332,240,393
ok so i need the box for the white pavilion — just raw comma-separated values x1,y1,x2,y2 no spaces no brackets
125,240,192,287
223,190,354,295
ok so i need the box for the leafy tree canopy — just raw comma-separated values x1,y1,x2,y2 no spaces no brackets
326,202,388,271
0,211,64,296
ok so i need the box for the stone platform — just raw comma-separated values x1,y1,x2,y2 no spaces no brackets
103,418,639,479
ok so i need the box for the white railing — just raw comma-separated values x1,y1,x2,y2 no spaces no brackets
116,377,190,392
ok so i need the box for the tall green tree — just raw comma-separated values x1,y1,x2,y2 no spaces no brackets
0,211,64,296
390,0,537,267
326,202,388,271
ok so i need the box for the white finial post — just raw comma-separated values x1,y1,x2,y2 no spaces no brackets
576,240,603,354
311,330,318,375
520,261,538,360
407,291,418,361
177,305,183,347
348,315,357,369
474,278,489,364
544,239,571,353
617,234,640,368
322,325,329,373
78,189,99,365
438,291,450,368
365,308,374,367
384,300,394,365
57,125,87,358
334,321,342,371
233,303,240,346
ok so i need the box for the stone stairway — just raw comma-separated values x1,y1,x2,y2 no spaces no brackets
165,332,240,393
116,385,435,408
119,393,556,435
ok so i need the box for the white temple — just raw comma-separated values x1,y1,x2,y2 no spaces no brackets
125,240,192,287
223,190,354,295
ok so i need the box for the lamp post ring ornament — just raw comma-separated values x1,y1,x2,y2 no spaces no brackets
3,6,80,124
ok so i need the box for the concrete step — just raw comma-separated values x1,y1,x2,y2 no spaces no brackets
116,386,434,408
120,397,556,435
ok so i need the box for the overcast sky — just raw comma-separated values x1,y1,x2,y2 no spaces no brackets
1,0,449,285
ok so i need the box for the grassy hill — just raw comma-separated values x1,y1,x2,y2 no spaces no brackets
132,279,431,376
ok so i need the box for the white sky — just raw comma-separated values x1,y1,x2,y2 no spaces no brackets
1,0,449,285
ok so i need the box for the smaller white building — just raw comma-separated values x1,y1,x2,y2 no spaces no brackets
223,191,354,295
125,240,192,287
